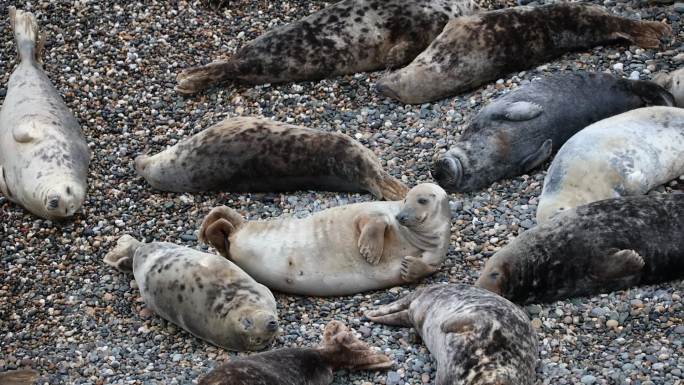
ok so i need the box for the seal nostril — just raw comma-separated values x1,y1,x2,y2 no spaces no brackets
66,186,71,195
266,320,279,332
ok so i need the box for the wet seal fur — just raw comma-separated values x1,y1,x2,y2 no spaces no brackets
176,0,491,94
477,193,684,304
537,106,684,223
653,68,684,107
104,235,279,351
198,320,392,385
199,183,451,296
377,3,672,104
432,72,674,192
136,117,407,200
0,8,90,219
366,284,537,385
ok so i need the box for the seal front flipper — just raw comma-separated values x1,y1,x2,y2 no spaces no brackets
356,213,388,265
199,206,245,258
591,249,645,280
520,138,553,172
440,314,478,334
400,255,439,282
365,290,421,327
12,121,39,143
497,101,544,121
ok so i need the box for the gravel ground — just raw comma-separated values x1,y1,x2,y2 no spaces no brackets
1,0,683,384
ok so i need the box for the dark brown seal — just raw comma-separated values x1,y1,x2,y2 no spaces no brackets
175,0,505,94
198,320,392,385
377,3,672,104
476,193,684,304
135,117,408,200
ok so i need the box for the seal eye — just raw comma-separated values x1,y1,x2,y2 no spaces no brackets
242,318,253,329
489,272,500,280
417,198,429,205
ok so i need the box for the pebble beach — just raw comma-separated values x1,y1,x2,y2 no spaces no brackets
1,0,683,384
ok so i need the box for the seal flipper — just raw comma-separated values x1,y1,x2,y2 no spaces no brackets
13,121,38,143
365,290,421,326
400,255,439,282
440,314,478,334
591,249,645,280
0,368,38,385
500,101,544,121
104,235,142,272
318,321,393,371
520,139,553,171
0,165,13,199
199,206,245,258
610,20,671,49
356,214,388,265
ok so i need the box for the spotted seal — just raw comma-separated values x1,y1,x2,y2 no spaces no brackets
536,106,684,223
366,284,538,385
376,3,671,104
0,8,90,219
175,0,509,94
104,235,279,351
431,72,674,192
198,320,392,385
477,193,684,304
135,117,408,200
199,183,451,296
653,68,684,107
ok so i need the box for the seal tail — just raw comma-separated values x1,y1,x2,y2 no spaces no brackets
317,321,393,371
9,7,45,64
104,235,142,272
616,20,671,49
0,369,38,385
198,206,245,258
175,60,238,94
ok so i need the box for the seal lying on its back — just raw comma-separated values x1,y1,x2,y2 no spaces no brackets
104,235,279,351
367,284,537,385
653,68,684,107
199,183,451,296
136,117,408,200
477,194,684,304
0,8,90,219
377,3,671,104
175,0,485,94
199,320,392,385
431,72,674,192
536,106,684,223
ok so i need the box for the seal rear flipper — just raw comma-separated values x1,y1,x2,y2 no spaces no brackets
175,60,238,95
368,174,409,201
356,214,389,265
613,20,671,49
591,249,645,280
623,79,675,106
365,290,421,326
520,139,553,172
440,314,478,334
495,101,544,121
104,235,142,272
199,206,245,258
0,368,38,385
9,7,44,64
319,321,393,371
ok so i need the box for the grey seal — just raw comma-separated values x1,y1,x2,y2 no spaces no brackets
366,284,538,385
198,320,392,385
104,235,279,351
135,117,407,200
537,106,684,223
432,72,674,192
377,3,671,104
0,8,90,219
653,68,684,107
477,193,684,304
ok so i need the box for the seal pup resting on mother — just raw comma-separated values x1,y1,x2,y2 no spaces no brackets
432,72,674,192
477,193,684,304
199,183,451,296
366,284,538,385
198,320,392,385
136,117,407,200
175,0,502,94
0,8,90,219
377,2,671,104
536,106,684,223
104,235,279,351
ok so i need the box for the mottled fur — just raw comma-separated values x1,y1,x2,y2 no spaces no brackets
367,284,537,385
136,117,407,200
199,321,392,385
432,72,674,192
377,3,671,104
477,194,684,304
653,68,684,107
104,235,279,351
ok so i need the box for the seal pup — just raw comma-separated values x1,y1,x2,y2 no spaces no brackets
432,72,674,192
199,183,451,296
135,117,408,200
0,8,90,219
104,235,279,351
366,284,537,385
376,3,671,104
0,369,38,385
536,106,684,223
198,320,392,385
653,68,684,107
175,0,484,94
477,193,684,304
